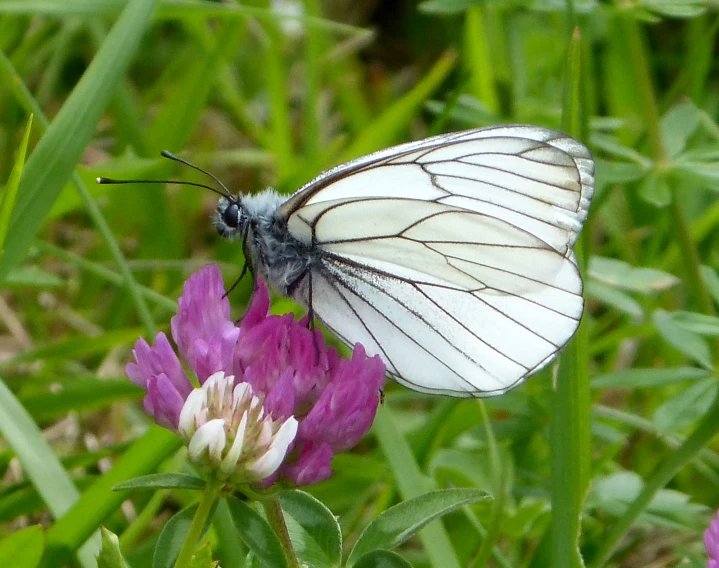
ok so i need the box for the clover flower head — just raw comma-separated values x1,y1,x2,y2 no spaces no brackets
126,264,385,486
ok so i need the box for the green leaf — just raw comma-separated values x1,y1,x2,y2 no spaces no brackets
97,527,127,568
660,99,701,158
652,309,713,369
0,114,32,258
113,474,206,492
226,497,287,568
0,0,156,281
211,500,248,568
279,490,341,567
154,500,217,568
589,471,706,524
464,6,498,114
642,0,706,18
347,488,490,567
154,504,199,568
353,550,413,568
590,399,719,566
4,265,63,288
701,265,719,305
673,160,719,189
638,172,671,207
551,26,591,568
586,280,643,319
589,257,679,294
591,367,711,389
425,95,495,127
653,378,717,433
671,311,719,336
0,525,44,568
594,159,645,184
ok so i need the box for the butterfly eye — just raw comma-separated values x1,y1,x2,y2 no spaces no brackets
223,202,241,229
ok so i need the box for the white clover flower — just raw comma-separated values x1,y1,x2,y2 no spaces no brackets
178,372,298,484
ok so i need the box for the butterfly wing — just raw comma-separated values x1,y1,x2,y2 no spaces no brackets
280,125,594,397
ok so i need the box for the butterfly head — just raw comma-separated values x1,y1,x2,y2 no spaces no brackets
214,196,246,240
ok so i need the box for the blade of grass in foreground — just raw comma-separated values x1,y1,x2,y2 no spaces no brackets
0,3,157,335
0,376,98,568
550,27,590,568
0,115,32,258
0,0,156,282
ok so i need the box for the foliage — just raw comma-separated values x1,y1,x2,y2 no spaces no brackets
0,0,718,566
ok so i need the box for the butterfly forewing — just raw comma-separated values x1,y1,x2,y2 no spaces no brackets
280,125,594,397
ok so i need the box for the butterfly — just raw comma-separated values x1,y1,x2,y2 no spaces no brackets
211,125,595,397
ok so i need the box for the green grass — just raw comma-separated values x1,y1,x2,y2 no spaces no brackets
0,1,718,567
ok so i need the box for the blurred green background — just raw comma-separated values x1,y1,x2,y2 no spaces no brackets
1,0,719,566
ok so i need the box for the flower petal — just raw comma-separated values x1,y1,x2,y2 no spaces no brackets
247,417,298,480
148,374,186,430
188,418,227,463
172,265,235,377
126,333,192,398
280,441,333,486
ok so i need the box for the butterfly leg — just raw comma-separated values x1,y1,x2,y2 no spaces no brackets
223,260,249,299
306,272,321,364
224,225,255,299
286,270,321,363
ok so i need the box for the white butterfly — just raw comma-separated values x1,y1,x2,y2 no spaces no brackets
214,125,595,397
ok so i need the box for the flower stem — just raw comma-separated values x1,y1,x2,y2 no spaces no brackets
262,495,301,568
173,479,221,568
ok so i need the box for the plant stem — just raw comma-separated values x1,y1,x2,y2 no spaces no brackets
174,479,221,568
262,495,301,568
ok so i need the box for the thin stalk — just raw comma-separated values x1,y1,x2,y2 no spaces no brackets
174,479,222,568
262,495,301,568
468,400,504,568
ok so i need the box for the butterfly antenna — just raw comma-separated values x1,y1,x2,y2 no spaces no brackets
96,176,229,199
160,151,233,199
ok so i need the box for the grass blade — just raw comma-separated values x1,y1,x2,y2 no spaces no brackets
0,377,99,568
551,27,590,568
0,114,32,257
0,0,156,281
